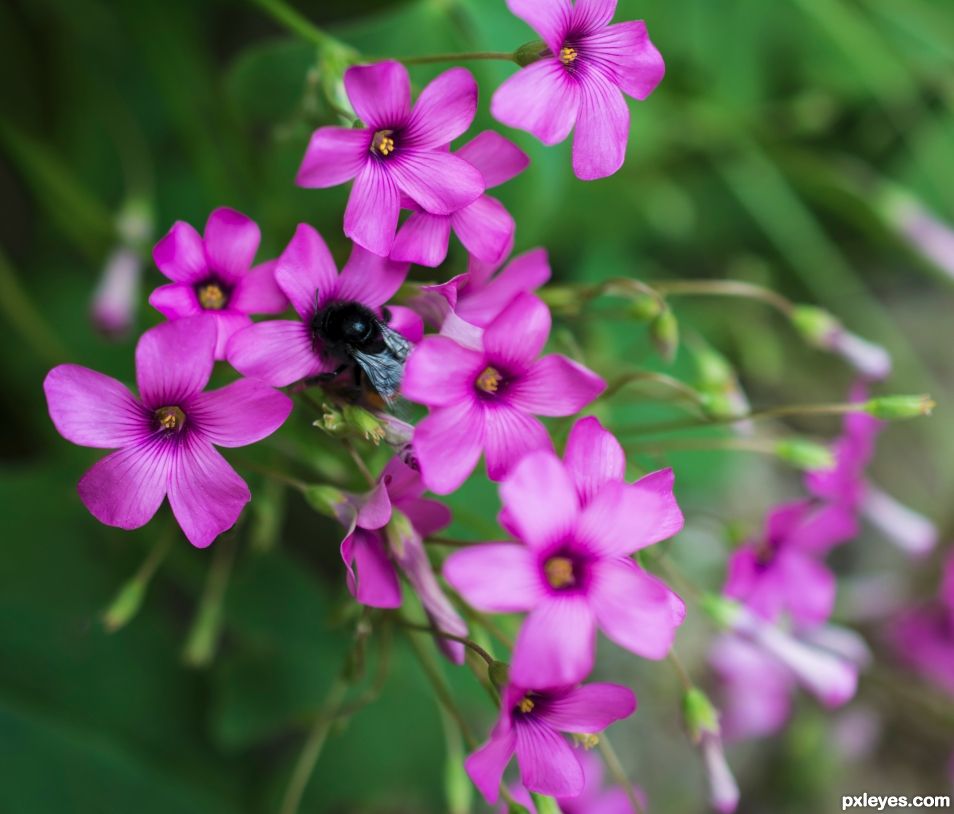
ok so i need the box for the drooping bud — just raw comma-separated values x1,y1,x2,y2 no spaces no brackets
860,482,937,557
863,394,935,420
701,732,741,814
774,438,836,472
790,305,891,381
683,687,720,743
650,306,679,362
629,290,665,321
304,484,349,520
880,187,954,279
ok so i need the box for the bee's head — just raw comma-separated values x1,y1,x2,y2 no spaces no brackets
313,300,378,347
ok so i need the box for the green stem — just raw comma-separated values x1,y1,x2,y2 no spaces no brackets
248,0,336,48
667,649,694,693
399,619,496,666
652,279,794,317
602,370,708,411
182,536,237,668
102,525,174,632
279,670,352,814
598,734,645,814
394,51,516,65
629,436,781,457
0,246,69,365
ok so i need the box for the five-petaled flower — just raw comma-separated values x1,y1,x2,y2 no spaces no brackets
149,208,288,359
390,130,529,268
402,293,605,494
492,0,665,180
297,61,485,257
43,318,293,548
443,418,685,687
226,223,419,387
466,680,635,804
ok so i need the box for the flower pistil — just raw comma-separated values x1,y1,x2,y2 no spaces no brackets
371,129,396,157
155,405,186,432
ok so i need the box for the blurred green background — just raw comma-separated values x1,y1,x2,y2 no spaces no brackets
2,0,953,812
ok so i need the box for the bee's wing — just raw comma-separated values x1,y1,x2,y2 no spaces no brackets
379,324,411,362
351,349,405,402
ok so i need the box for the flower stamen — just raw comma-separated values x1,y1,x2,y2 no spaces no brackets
197,283,227,310
155,405,186,432
518,696,535,714
371,130,396,157
559,46,578,65
476,366,503,394
545,556,576,589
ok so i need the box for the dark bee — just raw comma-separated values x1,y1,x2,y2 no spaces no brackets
310,299,410,405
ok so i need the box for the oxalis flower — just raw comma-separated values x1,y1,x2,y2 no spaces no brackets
390,130,528,268
333,456,469,663
466,680,635,804
149,208,288,359
444,417,685,687
43,318,292,548
297,61,485,256
227,223,419,387
493,0,665,180
402,292,605,494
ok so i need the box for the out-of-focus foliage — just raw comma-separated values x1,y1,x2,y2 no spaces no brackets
1,1,952,812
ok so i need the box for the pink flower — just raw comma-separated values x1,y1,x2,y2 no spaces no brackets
444,418,685,688
466,680,635,804
402,293,605,494
492,0,664,180
296,61,485,256
91,247,142,338
723,500,838,629
226,224,417,388
337,456,469,662
43,318,292,548
149,208,288,359
390,131,529,267
414,247,552,330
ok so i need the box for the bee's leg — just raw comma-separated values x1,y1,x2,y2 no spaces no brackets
300,364,349,388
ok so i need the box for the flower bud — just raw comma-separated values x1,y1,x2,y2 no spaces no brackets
629,290,664,321
101,577,146,633
650,306,679,362
863,394,935,419
683,687,720,743
790,305,891,380
304,484,348,520
774,438,835,471
513,39,547,67
701,732,740,814
489,660,510,689
860,483,937,557
700,593,743,630
342,404,386,443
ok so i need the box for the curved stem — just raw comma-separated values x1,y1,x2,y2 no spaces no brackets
392,51,515,65
399,619,496,666
598,734,645,814
182,533,238,668
653,278,795,317
248,0,337,49
602,370,708,411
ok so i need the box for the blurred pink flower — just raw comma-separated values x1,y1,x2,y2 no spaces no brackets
492,0,664,180
466,680,635,804
149,208,287,359
297,61,484,256
44,318,292,548
444,422,684,688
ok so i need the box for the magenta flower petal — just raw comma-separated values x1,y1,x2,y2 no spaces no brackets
511,596,596,687
334,243,408,307
452,195,515,265
389,150,485,216
226,320,330,387
779,555,837,628
413,401,486,494
563,416,625,504
500,451,580,550
274,224,339,319
404,67,478,149
385,305,424,343
443,543,543,612
507,0,573,53
209,311,253,360
587,21,665,100
456,131,530,189
78,437,171,530
340,528,402,608
534,683,636,732
484,407,552,482
203,207,260,282
152,220,206,283
400,497,450,537
508,354,607,416
345,160,402,256
484,293,551,373
465,729,517,805
572,73,630,180
135,318,215,406
230,259,288,314
185,378,292,448
344,61,411,129
44,365,147,449
167,437,250,548
589,559,682,659
457,248,552,327
148,283,201,319
296,127,372,188
492,60,581,146
571,0,617,31
402,336,483,407
390,211,453,267
514,718,584,798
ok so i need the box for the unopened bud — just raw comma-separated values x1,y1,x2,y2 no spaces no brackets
683,687,720,743
102,578,146,633
342,404,386,444
650,306,679,362
700,594,742,630
629,291,664,321
489,660,510,689
775,438,835,471
790,304,839,345
513,39,547,66
864,394,935,419
304,484,347,519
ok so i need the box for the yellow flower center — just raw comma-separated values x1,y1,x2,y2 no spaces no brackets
372,130,396,157
198,283,226,310
544,556,576,589
518,696,535,714
475,366,502,394
574,733,600,750
155,405,186,431
560,46,578,65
